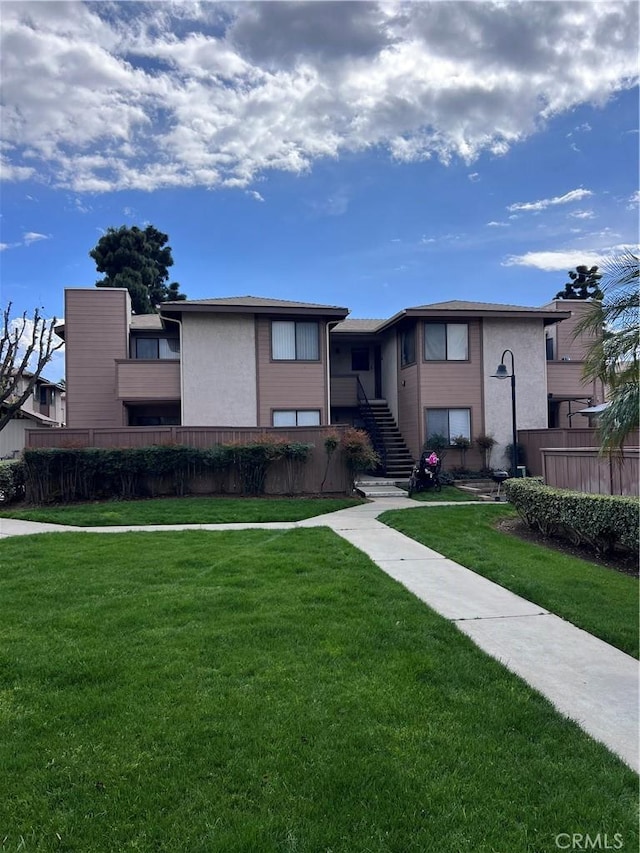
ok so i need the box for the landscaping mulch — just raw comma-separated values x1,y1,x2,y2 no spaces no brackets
495,516,638,578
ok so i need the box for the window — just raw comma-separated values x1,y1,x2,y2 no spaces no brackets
272,321,319,360
424,323,468,360
38,386,48,405
134,337,180,359
545,336,554,361
351,347,370,371
400,326,416,366
426,408,471,444
273,410,321,427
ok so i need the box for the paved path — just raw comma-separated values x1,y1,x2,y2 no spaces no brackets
1,498,637,771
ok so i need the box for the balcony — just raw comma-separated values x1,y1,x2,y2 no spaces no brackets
116,359,181,401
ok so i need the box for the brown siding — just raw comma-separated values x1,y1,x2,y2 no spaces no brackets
65,289,129,427
546,362,605,428
256,316,329,425
116,360,181,400
553,300,596,361
330,375,358,407
397,361,420,458
418,319,484,465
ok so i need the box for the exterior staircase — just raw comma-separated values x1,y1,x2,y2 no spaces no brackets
360,399,414,480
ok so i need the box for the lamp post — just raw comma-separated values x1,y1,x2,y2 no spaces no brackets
492,349,518,477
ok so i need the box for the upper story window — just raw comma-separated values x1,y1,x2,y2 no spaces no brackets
545,336,554,361
424,322,468,361
134,337,180,360
272,321,319,361
351,347,370,371
400,326,416,367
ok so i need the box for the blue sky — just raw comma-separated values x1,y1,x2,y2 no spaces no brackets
1,1,638,379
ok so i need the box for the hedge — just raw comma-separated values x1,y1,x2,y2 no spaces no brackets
21,442,315,504
504,477,639,555
0,460,26,505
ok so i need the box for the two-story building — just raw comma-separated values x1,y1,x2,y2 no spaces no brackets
56,288,604,475
1,372,66,458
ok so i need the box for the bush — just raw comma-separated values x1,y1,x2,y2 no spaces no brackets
0,460,25,504
504,477,638,555
341,429,380,480
21,442,314,503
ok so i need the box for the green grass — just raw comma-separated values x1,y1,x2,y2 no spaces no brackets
1,529,637,852
405,484,481,501
380,504,639,658
0,496,363,526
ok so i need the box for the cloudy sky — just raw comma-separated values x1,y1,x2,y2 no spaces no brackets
1,0,638,376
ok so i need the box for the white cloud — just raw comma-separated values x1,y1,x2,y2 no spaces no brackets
23,231,50,245
569,209,595,220
502,246,637,271
468,172,480,182
486,220,509,228
246,190,265,203
0,2,637,192
508,188,593,213
628,190,640,210
1,231,51,250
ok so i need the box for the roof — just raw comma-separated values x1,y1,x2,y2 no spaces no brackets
332,318,385,334
407,299,557,312
161,295,349,320
376,299,571,332
130,314,163,329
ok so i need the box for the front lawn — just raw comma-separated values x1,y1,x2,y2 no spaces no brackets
0,529,636,852
380,504,639,658
405,484,481,502
0,495,363,526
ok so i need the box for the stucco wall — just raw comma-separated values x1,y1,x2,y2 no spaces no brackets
0,419,31,457
181,313,257,426
483,319,548,469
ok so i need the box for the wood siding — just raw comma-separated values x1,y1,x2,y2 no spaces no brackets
25,425,353,494
397,360,420,458
116,360,181,401
419,319,484,467
330,375,359,407
256,317,329,425
65,289,129,427
541,447,639,496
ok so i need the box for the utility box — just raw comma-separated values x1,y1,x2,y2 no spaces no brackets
516,465,527,478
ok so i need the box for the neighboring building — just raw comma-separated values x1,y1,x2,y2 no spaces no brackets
0,373,66,458
56,288,604,474
543,299,606,427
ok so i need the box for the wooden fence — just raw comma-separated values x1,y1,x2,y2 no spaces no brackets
25,425,353,495
541,447,639,496
518,428,640,476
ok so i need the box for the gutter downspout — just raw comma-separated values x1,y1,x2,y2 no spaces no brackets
160,314,184,426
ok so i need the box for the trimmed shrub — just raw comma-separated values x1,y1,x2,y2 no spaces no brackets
21,442,313,504
505,477,639,555
0,460,25,504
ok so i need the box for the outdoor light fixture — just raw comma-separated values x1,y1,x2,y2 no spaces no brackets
492,349,518,477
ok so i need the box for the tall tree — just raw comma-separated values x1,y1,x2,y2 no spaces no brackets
575,250,639,449
0,304,64,433
555,264,603,300
90,225,187,314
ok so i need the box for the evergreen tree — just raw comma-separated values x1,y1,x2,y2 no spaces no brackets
90,225,186,314
555,265,603,300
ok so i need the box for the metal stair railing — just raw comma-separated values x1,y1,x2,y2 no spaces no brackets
356,378,387,474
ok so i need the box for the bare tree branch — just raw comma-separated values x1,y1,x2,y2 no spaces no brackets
0,303,64,433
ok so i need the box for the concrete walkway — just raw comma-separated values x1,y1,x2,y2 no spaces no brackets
1,498,637,772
